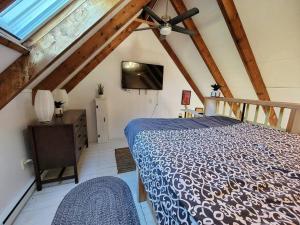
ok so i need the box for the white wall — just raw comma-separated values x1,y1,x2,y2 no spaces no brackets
67,26,202,142
67,0,300,142
234,0,300,103
0,2,132,221
0,45,36,222
0,44,21,73
0,90,35,222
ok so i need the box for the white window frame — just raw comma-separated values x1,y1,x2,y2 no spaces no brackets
0,0,71,44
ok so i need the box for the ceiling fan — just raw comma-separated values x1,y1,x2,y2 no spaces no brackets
134,0,199,39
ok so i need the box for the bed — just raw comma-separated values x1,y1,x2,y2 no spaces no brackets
124,98,300,225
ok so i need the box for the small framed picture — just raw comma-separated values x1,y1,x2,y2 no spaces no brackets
181,90,191,105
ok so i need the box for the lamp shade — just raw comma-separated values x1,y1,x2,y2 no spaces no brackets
34,90,55,122
53,89,69,109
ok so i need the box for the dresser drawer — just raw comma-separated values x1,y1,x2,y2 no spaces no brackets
32,126,75,170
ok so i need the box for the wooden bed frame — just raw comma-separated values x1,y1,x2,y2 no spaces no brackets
138,97,300,204
205,97,300,134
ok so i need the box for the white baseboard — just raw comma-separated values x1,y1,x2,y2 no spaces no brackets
1,172,48,225
1,178,35,225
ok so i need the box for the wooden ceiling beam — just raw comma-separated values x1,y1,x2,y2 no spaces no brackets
0,0,15,12
0,0,123,110
63,0,159,93
169,0,238,114
63,21,141,93
217,0,277,125
140,2,205,102
33,0,151,97
0,36,29,54
152,28,205,103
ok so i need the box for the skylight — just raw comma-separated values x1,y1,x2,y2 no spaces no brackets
0,0,70,41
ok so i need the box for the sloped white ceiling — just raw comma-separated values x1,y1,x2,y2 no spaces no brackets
153,0,300,102
234,0,300,102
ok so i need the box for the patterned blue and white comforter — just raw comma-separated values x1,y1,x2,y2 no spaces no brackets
127,121,300,225
125,116,240,150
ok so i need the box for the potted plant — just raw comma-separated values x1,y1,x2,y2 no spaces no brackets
54,101,64,117
211,84,221,97
97,83,104,98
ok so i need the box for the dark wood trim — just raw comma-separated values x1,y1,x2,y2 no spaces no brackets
138,174,147,202
217,0,277,126
63,21,141,93
152,28,205,103
33,0,151,98
29,110,87,191
0,0,15,12
41,175,76,184
241,103,246,122
0,36,29,54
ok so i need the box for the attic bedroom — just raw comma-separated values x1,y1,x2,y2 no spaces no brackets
0,0,299,225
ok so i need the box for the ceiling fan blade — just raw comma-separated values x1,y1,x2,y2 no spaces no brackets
134,26,159,31
168,7,199,25
135,18,157,26
143,6,165,24
172,25,195,35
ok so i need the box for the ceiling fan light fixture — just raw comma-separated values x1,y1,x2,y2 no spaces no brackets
138,4,199,37
160,25,172,36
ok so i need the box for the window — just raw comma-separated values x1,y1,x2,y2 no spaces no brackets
0,0,70,41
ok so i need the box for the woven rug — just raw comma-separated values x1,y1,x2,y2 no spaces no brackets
115,147,136,173
52,176,140,225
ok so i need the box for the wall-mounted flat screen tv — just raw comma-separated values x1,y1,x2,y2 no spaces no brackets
121,61,164,90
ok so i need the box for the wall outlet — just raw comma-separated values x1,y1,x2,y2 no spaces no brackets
21,159,33,170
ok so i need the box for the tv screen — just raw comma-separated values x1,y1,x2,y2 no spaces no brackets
121,61,164,90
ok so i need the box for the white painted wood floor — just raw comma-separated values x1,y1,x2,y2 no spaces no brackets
13,140,156,225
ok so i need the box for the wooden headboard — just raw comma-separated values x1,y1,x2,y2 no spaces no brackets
204,97,300,134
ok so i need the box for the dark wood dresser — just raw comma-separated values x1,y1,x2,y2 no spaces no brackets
29,110,88,191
